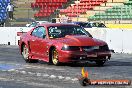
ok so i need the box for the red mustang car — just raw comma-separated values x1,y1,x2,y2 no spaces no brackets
19,23,111,66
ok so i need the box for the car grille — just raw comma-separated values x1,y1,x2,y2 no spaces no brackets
82,45,109,52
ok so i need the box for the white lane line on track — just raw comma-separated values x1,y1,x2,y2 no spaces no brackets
27,72,35,75
19,71,27,74
8,69,15,72
71,78,78,81
43,74,49,77
4,69,79,82
58,76,65,79
65,77,71,80
24,65,65,71
36,73,42,76
49,75,57,79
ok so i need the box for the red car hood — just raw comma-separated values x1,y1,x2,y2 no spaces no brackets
53,35,106,46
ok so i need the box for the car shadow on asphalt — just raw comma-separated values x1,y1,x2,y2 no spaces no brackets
27,60,132,67
67,60,132,67
28,61,98,67
67,62,106,67
39,61,101,67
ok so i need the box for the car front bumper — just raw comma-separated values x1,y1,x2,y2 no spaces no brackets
59,50,111,63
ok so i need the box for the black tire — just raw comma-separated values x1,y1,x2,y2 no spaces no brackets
22,45,38,63
51,48,60,66
79,77,91,86
95,60,106,66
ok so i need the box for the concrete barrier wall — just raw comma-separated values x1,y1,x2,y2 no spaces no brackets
0,27,30,45
85,28,132,53
0,27,131,53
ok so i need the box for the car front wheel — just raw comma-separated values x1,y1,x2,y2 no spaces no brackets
52,48,60,66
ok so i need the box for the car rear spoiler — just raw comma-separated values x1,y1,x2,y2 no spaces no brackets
17,32,27,36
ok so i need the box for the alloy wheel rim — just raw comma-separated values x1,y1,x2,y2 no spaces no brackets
52,49,58,65
23,46,29,60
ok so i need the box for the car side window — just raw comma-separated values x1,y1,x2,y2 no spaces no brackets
32,27,46,38
29,22,37,27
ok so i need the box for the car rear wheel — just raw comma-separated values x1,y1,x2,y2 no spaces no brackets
95,60,106,66
52,48,60,66
22,45,38,63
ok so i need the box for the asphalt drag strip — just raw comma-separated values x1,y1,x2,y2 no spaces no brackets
0,45,132,88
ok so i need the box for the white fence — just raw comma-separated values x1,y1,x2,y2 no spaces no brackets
0,27,131,53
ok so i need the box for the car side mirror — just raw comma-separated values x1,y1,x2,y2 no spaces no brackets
43,34,46,39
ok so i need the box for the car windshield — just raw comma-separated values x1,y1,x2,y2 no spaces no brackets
97,23,106,27
74,22,86,27
48,25,91,38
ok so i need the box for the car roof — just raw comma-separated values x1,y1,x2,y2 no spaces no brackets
36,21,49,23
73,21,86,23
39,23,79,27
87,22,103,24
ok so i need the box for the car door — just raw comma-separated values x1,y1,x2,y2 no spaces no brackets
29,27,39,55
30,26,48,61
36,26,49,60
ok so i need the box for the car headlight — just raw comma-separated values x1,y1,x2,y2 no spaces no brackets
62,45,80,51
